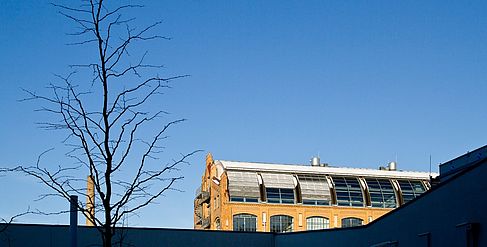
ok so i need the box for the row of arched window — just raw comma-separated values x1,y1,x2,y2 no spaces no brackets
227,171,429,208
232,213,363,232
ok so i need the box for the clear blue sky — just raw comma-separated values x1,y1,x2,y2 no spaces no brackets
1,0,486,228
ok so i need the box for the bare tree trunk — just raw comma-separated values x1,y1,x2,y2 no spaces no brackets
103,224,112,247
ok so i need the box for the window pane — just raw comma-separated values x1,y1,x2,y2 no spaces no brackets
266,188,295,204
332,177,364,207
227,171,260,199
230,197,259,203
267,188,279,193
270,215,294,233
303,199,330,205
365,178,398,208
306,216,329,230
298,175,332,204
233,214,257,232
268,198,281,203
341,217,363,228
398,180,426,204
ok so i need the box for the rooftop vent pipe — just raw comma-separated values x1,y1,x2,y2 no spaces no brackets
379,161,397,171
311,157,320,166
388,161,397,171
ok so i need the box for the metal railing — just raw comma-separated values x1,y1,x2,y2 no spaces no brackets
194,186,210,204
202,217,211,229
195,186,202,197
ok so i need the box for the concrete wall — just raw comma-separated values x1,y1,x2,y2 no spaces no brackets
276,159,487,247
0,225,274,247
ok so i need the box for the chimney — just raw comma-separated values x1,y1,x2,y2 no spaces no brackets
86,175,95,226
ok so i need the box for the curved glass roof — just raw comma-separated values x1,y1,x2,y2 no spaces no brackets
226,171,260,199
298,175,331,205
225,169,429,208
365,178,397,208
397,180,426,204
332,177,365,207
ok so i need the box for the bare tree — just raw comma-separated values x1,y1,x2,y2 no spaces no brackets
14,1,198,246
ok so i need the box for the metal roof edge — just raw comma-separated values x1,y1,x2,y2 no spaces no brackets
218,160,436,179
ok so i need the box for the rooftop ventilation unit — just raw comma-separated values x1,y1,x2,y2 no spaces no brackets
388,161,397,171
379,161,397,171
311,157,320,166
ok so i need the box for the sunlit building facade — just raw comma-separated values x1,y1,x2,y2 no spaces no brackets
194,154,435,232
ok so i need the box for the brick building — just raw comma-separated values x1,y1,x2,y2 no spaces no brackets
194,154,435,232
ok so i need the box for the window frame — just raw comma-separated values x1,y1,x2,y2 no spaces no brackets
365,178,398,208
306,216,330,230
266,187,295,204
397,180,426,205
332,177,365,207
233,213,257,232
230,197,259,203
341,217,363,228
270,215,294,233
298,175,332,206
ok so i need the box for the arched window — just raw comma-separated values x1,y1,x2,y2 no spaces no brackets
261,173,296,204
215,218,221,230
332,177,365,207
298,175,332,206
233,214,257,232
397,180,426,204
227,171,260,203
306,216,329,230
365,178,397,208
270,215,294,233
341,217,363,228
